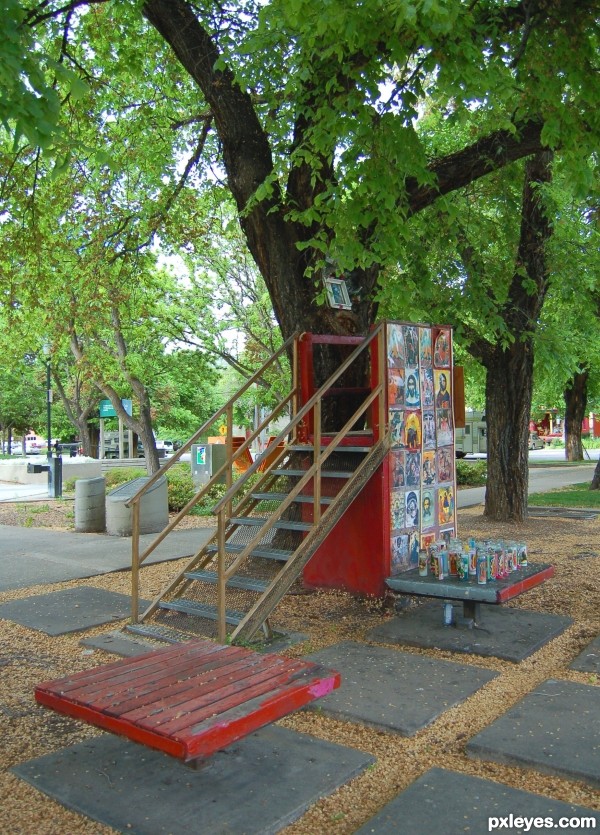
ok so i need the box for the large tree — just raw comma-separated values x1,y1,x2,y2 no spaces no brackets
5,0,600,506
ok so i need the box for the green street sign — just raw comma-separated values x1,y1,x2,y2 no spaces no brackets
99,400,116,418
99,398,133,418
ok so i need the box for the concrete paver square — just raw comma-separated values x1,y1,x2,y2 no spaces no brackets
355,767,600,834
570,635,600,674
368,603,572,661
304,641,497,735
467,679,600,788
0,586,143,635
12,727,375,835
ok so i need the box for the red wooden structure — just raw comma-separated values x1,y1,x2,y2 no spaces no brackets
35,640,340,763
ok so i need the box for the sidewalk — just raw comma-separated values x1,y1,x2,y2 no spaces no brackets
0,524,214,592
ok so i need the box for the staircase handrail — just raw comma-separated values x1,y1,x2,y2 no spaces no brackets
126,333,297,508
212,322,385,514
128,333,297,622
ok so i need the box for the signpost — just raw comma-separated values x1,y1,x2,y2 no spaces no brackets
99,399,134,459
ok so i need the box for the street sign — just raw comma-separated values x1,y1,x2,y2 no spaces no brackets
99,398,133,418
99,400,116,418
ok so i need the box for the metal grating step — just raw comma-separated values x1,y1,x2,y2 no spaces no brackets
251,491,334,504
288,444,371,453
271,468,354,478
184,569,270,593
159,598,244,625
229,516,312,531
206,543,293,561
125,622,196,644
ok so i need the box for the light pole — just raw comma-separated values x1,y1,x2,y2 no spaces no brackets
46,357,52,460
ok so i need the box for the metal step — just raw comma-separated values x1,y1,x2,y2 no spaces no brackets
229,516,312,531
159,598,244,625
251,491,334,505
125,622,196,644
206,543,292,561
184,569,270,593
289,444,371,454
271,468,354,478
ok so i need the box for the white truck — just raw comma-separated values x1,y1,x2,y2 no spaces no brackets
455,411,487,457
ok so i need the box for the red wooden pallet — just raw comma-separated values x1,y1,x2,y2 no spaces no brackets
35,640,340,763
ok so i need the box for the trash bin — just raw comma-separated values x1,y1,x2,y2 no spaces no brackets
75,476,106,532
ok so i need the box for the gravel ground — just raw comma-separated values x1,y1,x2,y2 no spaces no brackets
0,499,599,834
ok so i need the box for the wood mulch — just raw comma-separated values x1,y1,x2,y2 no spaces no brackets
0,499,599,834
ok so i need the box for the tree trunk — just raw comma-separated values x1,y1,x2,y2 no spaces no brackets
483,344,533,522
564,368,588,461
470,151,554,523
591,459,600,490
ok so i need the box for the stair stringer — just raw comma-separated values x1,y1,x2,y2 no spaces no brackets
231,437,389,644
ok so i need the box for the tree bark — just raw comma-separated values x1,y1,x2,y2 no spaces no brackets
483,343,534,521
470,150,554,522
564,368,588,461
591,459,600,490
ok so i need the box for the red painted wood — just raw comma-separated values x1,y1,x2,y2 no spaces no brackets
495,565,555,603
35,640,340,763
303,458,389,596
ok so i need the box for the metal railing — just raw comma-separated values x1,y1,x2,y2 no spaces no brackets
127,333,298,622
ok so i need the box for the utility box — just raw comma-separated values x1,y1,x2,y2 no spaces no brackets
191,444,227,487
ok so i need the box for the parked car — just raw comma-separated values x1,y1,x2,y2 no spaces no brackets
528,431,545,450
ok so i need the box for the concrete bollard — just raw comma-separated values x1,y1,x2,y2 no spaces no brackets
106,476,168,537
75,476,107,533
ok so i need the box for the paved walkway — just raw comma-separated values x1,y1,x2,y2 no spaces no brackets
0,525,214,591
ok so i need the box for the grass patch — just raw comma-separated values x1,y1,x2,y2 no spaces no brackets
528,482,600,508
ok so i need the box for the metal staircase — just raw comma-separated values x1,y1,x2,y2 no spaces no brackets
126,325,388,646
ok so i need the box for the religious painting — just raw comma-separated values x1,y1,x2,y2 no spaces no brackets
387,323,405,368
422,449,436,485
390,410,406,448
406,451,421,486
391,449,405,489
390,534,410,575
390,490,405,531
436,446,453,483
404,368,420,409
435,408,453,447
388,368,405,408
434,328,451,367
421,488,436,530
419,328,432,367
404,411,422,451
404,325,419,367
405,489,419,528
438,485,455,525
422,410,436,449
420,366,434,408
434,369,451,411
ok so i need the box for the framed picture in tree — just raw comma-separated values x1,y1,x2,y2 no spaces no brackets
324,277,352,310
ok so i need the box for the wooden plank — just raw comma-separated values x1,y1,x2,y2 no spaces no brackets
119,655,291,722
35,640,340,763
86,650,260,713
144,660,316,733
